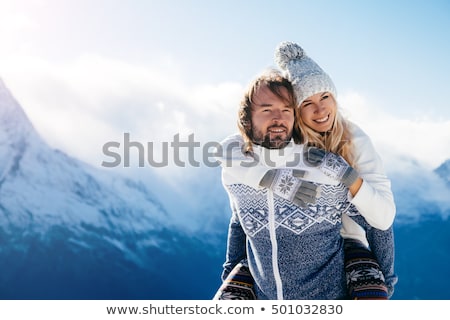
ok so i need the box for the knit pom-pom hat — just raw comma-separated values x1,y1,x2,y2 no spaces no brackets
274,41,337,107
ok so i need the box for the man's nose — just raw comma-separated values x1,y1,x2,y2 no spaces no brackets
272,109,282,120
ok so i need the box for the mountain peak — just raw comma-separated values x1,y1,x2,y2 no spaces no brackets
0,78,45,182
0,78,37,143
435,159,450,186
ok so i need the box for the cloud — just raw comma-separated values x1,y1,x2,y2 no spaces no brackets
0,53,244,231
339,91,450,171
2,54,449,182
2,55,449,227
3,54,449,175
388,162,450,222
338,92,450,221
0,54,243,172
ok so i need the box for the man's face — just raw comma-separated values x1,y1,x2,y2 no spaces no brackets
250,85,295,149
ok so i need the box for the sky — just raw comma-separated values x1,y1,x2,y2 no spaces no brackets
0,0,449,182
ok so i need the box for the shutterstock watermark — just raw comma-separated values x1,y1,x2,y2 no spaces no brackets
101,132,300,168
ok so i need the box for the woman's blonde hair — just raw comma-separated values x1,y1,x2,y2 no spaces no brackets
296,96,356,168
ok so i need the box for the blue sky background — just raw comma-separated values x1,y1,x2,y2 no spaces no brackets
1,0,449,178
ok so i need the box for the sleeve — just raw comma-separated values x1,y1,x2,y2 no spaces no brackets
340,214,369,247
348,124,396,230
221,199,247,281
217,133,270,188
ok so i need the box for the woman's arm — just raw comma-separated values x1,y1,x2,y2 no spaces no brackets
218,134,318,207
218,133,270,188
349,124,396,230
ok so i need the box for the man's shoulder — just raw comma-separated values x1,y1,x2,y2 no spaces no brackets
220,132,244,146
219,133,247,154
215,133,249,164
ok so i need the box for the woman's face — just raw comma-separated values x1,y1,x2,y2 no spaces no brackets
299,92,336,133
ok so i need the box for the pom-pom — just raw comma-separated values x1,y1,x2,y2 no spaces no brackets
274,41,305,69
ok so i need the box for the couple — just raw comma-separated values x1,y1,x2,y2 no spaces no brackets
214,41,397,300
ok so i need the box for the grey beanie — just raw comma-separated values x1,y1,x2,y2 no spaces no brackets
274,41,337,107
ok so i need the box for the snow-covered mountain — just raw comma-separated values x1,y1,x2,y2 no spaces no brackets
0,77,169,253
0,79,223,299
0,78,167,233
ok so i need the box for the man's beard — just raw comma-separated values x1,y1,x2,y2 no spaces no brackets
252,126,292,149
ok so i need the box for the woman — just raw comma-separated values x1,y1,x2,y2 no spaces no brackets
275,41,397,299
